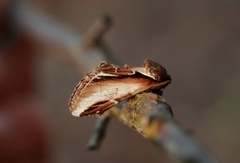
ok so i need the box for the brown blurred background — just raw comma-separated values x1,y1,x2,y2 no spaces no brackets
1,0,240,163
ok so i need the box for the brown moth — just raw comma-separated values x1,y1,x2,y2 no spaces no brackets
69,59,171,117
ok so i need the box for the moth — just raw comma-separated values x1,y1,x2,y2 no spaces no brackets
69,59,171,117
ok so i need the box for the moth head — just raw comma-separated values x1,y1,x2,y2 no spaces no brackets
144,59,171,82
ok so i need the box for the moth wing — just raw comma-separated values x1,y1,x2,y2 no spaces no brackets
80,100,118,116
70,76,169,117
80,93,136,116
97,62,135,76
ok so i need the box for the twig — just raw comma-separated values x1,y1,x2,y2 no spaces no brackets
13,2,118,72
87,115,111,150
106,92,217,163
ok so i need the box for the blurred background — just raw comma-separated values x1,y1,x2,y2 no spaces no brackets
0,0,240,163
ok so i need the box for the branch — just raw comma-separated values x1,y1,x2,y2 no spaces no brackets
15,6,218,162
